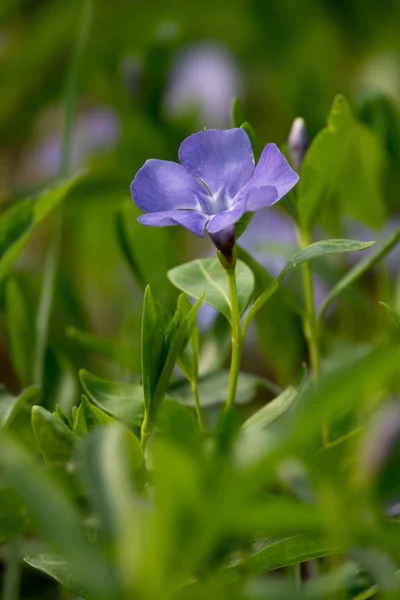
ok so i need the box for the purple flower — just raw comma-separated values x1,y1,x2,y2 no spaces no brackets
130,128,299,250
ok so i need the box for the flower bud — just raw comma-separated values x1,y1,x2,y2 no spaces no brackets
288,117,309,172
209,226,236,268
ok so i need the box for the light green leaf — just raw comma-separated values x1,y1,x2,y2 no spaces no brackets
79,369,144,428
0,173,82,281
170,370,280,408
168,258,254,323
243,382,302,431
0,386,40,429
31,405,77,464
245,239,374,331
298,95,385,229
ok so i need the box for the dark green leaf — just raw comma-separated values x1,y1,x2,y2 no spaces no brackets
380,302,400,328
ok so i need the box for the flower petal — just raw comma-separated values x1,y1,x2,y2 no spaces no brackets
243,143,299,201
205,200,246,234
130,159,209,213
245,185,278,211
178,129,254,205
137,210,208,237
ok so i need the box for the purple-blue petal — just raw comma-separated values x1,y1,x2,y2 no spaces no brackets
130,159,209,213
205,199,246,234
242,143,299,201
138,210,208,237
178,129,254,206
245,185,278,211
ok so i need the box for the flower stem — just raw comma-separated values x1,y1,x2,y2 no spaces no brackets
140,412,151,451
225,266,243,412
192,380,204,431
299,228,327,444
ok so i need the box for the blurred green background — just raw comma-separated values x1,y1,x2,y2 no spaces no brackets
1,0,400,396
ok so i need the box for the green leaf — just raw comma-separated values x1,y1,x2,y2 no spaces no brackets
116,202,179,308
319,226,400,322
177,295,199,384
170,370,280,408
0,489,31,543
24,554,98,600
244,533,342,573
151,294,204,418
66,326,135,368
231,97,246,128
243,378,303,431
141,285,168,414
241,121,259,158
79,424,144,591
0,385,40,429
298,95,385,229
235,211,255,241
0,174,82,282
79,369,144,428
31,405,77,464
4,278,35,386
244,239,374,331
0,434,116,599
168,258,254,323
74,394,116,436
380,302,400,328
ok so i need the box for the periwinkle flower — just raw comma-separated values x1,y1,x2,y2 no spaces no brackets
130,128,299,255
288,117,309,172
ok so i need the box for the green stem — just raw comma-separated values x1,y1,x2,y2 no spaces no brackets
2,538,21,600
33,0,93,386
288,562,301,590
140,412,151,451
225,267,243,412
192,380,204,431
299,229,326,444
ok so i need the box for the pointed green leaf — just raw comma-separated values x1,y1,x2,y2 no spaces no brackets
31,405,77,464
168,258,254,323
245,239,374,330
79,370,144,428
74,394,116,436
